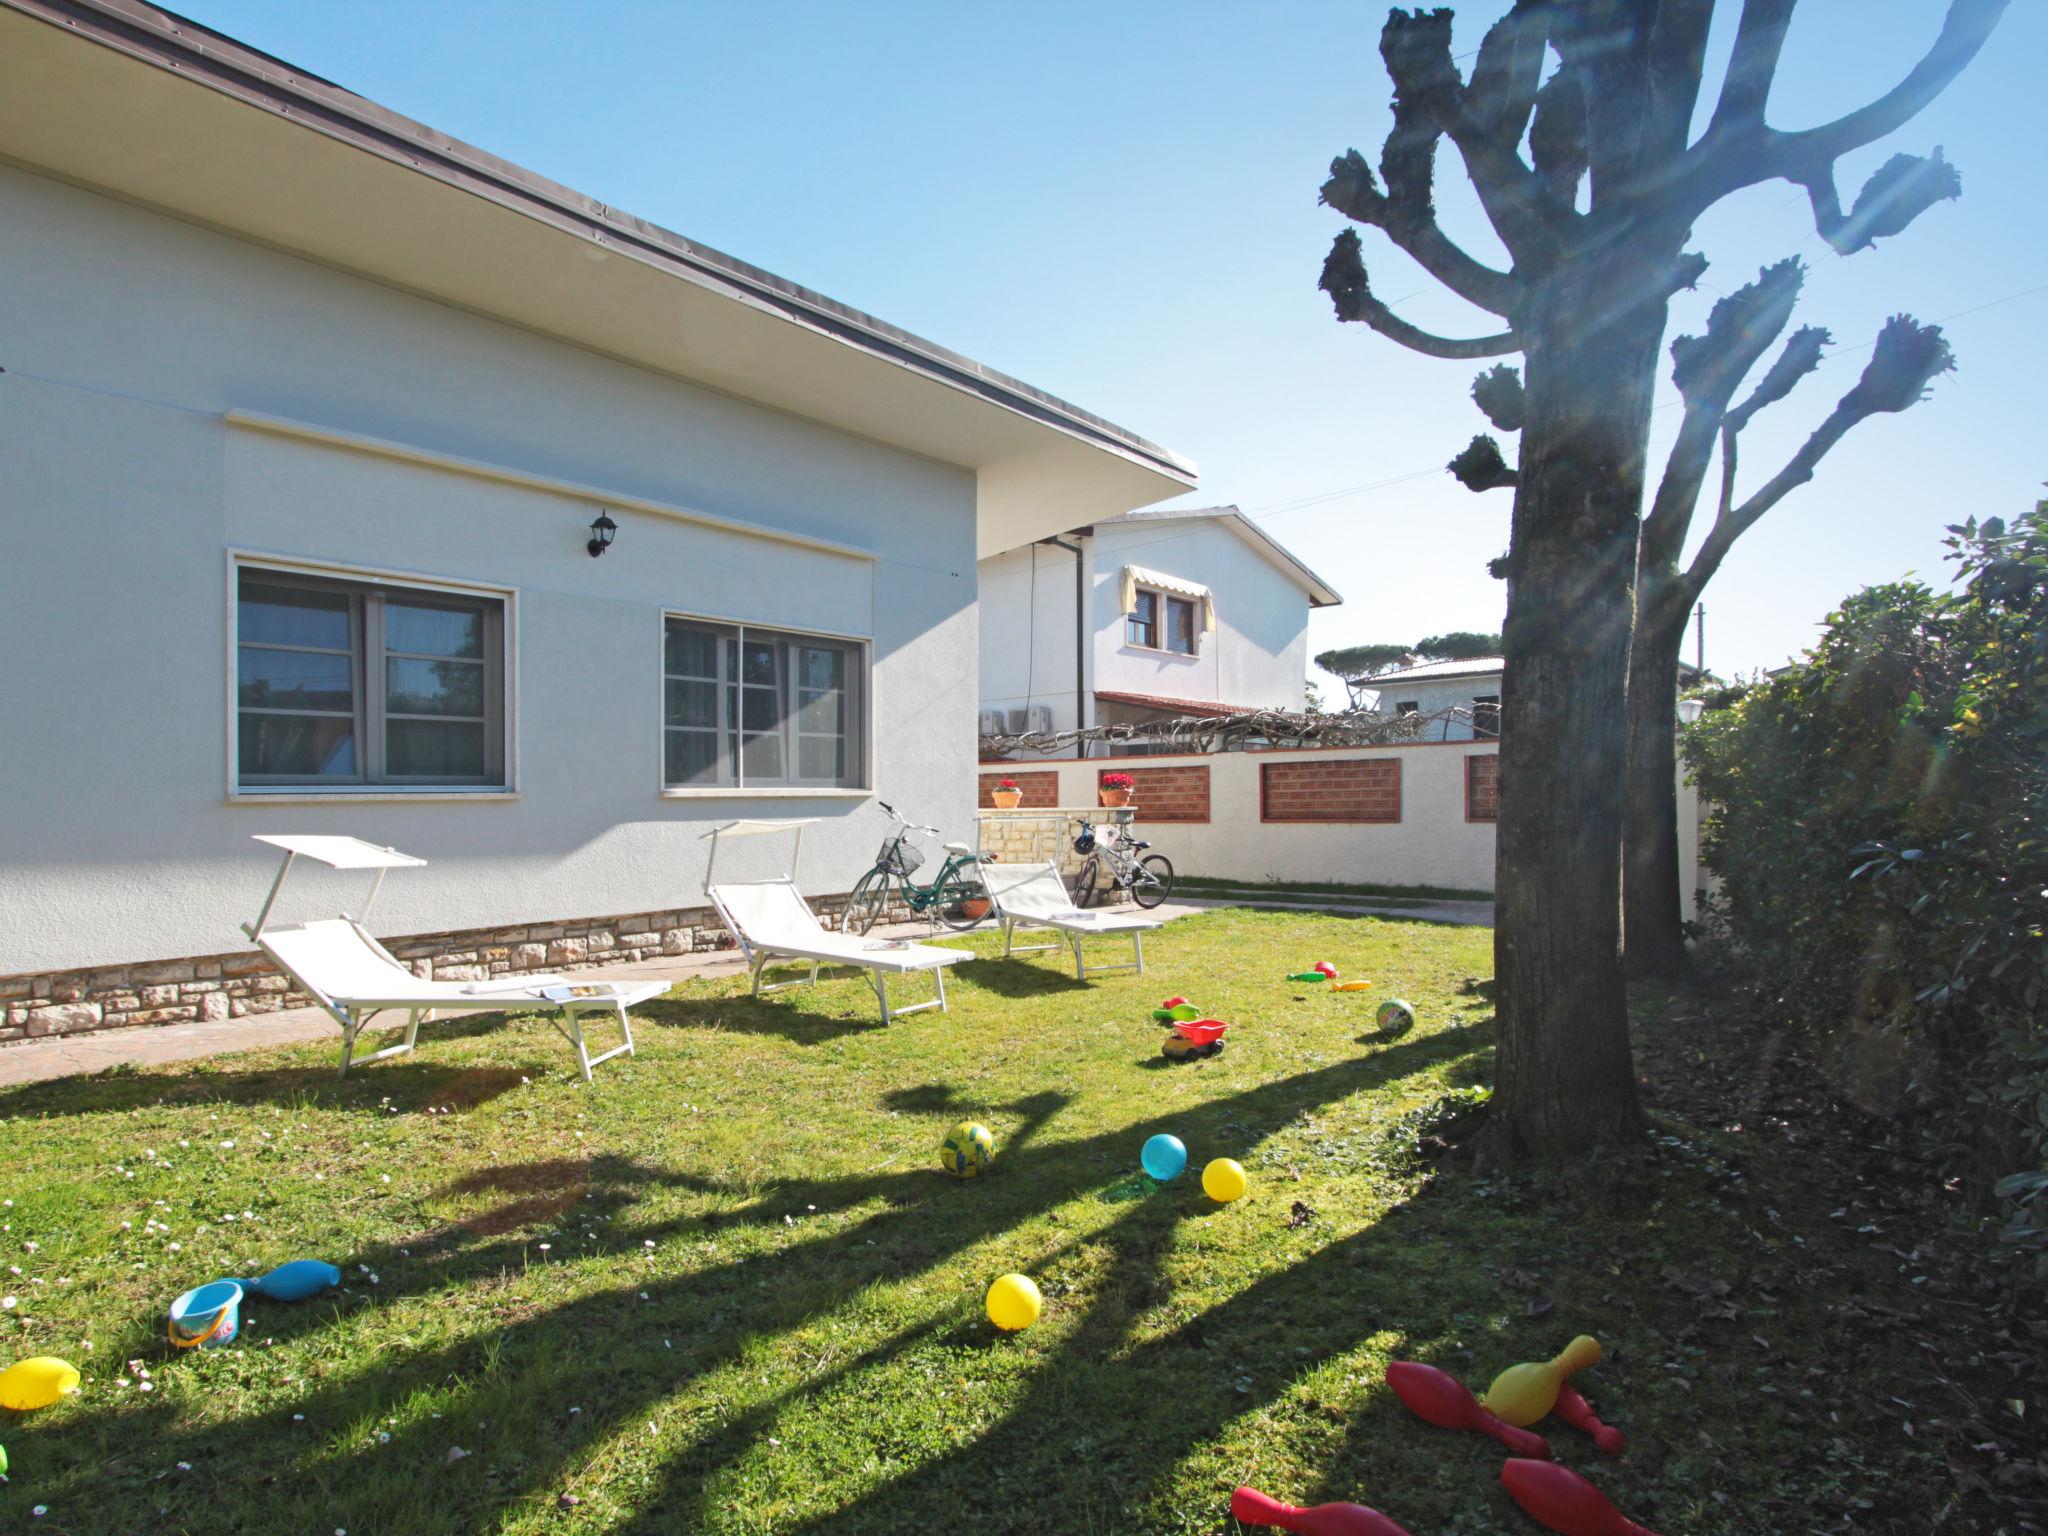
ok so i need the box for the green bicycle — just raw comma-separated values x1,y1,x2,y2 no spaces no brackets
839,801,994,935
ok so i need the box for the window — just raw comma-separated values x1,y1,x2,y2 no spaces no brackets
1164,595,1197,655
236,567,506,789
1395,700,1420,716
663,617,865,789
1472,694,1501,739
1125,590,1158,649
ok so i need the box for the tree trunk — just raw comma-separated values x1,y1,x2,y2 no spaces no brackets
1622,588,1692,979
1490,262,1665,1158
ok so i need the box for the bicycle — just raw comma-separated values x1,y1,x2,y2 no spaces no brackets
1070,818,1174,910
840,801,995,935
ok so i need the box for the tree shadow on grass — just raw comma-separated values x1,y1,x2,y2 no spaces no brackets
634,988,885,1046
0,1041,528,1120
17,1027,1486,1536
951,957,1092,999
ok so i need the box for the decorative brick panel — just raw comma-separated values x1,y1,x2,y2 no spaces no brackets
978,769,1060,809
1260,757,1402,823
1100,765,1209,823
1465,752,1500,822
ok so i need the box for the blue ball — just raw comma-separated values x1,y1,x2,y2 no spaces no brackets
1141,1133,1188,1182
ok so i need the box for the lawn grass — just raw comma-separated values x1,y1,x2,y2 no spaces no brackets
0,908,1982,1534
1173,876,1493,904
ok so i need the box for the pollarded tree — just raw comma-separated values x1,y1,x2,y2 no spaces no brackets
1318,1,2003,1157
1414,630,1504,659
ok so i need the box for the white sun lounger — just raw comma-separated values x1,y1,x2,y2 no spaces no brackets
979,859,1165,980
702,819,965,1026
243,835,663,1081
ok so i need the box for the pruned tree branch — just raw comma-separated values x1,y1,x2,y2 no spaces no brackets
1706,0,1796,137
1688,316,1954,584
1472,363,1526,432
1527,63,1590,206
1466,2,1552,146
1726,323,1829,434
1641,260,1806,596
1380,8,1575,263
1797,149,1961,255
1773,0,2009,165
1321,149,1518,316
1320,229,1521,360
1678,0,2003,221
1450,433,1519,492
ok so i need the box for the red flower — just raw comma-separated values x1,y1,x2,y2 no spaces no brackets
1101,771,1136,791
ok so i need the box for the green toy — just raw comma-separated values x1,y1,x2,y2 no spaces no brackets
1285,971,1329,983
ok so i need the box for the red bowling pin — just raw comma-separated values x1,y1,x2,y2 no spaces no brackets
1553,1382,1625,1454
1230,1486,1413,1536
1499,1459,1663,1536
1386,1361,1550,1457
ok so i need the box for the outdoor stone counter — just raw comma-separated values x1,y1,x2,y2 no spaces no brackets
975,806,1135,902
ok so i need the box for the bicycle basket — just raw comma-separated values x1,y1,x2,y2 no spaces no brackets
878,831,926,878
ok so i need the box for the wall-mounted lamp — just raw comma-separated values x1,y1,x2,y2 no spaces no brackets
587,510,618,558
1675,696,1705,725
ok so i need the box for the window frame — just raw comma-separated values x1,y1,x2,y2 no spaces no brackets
227,553,517,801
659,609,873,799
1123,585,1201,657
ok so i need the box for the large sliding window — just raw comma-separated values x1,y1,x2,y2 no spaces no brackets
236,566,507,789
663,617,865,790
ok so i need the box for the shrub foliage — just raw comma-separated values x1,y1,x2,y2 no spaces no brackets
1688,502,2048,1277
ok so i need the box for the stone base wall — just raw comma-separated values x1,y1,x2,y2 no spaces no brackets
0,891,881,1046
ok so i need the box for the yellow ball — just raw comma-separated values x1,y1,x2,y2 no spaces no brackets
1202,1158,1248,1203
985,1273,1042,1331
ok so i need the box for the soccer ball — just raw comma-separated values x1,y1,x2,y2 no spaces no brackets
938,1120,995,1178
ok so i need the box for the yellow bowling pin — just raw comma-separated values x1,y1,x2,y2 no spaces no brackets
1482,1334,1602,1427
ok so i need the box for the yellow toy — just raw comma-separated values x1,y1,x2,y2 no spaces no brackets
985,1273,1042,1331
939,1120,996,1178
1482,1334,1602,1427
0,1356,80,1411
1202,1158,1248,1203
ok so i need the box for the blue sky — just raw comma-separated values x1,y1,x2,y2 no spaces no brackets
178,1,2046,683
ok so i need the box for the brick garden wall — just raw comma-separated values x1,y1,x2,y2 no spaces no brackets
1464,753,1500,822
1098,765,1208,822
977,769,1060,808
1259,757,1402,823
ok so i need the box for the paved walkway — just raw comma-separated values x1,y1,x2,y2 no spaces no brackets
0,902,1215,1087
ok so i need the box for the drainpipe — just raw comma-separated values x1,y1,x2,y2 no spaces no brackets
1041,533,1087,759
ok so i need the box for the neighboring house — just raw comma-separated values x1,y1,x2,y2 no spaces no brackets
0,2,1192,1025
978,505,1341,752
1362,658,1507,742
1362,655,1710,740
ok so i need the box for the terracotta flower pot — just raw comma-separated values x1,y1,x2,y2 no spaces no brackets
990,789,1022,809
960,896,992,920
1098,787,1133,808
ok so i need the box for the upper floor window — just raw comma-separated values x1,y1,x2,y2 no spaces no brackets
236,567,507,790
1395,701,1420,716
664,618,866,790
1126,590,1158,649
1126,588,1200,655
1472,694,1501,739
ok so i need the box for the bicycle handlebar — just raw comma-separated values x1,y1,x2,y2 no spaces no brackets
877,801,940,836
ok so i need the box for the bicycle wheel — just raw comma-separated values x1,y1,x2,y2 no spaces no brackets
1130,854,1174,909
1071,855,1102,908
932,865,990,930
840,868,893,935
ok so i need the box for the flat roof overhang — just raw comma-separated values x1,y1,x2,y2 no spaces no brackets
0,0,1194,556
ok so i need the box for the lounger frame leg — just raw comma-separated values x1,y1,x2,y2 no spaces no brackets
548,1003,636,1082
754,954,823,999
338,1006,424,1077
1004,917,1062,962
870,963,949,1026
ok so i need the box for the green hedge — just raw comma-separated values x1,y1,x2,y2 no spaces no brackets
1687,503,2048,1280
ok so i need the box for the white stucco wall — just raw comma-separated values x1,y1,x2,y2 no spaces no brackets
1089,520,1312,711
0,164,979,975
977,541,1091,735
1005,745,1501,892
1365,671,1504,742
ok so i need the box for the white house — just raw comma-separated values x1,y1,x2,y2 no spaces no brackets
977,505,1340,750
1362,658,1506,742
0,1,1192,1036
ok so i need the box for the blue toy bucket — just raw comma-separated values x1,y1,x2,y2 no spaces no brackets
168,1279,243,1350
